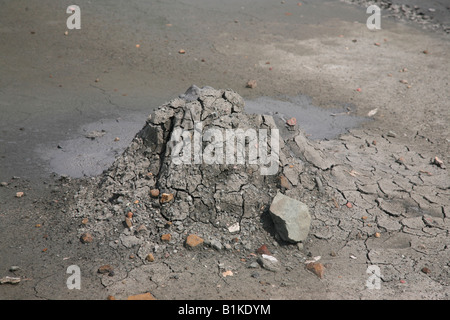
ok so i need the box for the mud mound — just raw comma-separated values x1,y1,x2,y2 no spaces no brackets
72,86,337,252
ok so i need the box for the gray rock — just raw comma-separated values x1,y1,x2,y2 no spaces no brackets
206,239,223,251
257,254,281,272
269,192,311,243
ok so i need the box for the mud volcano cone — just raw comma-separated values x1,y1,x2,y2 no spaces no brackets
73,86,336,244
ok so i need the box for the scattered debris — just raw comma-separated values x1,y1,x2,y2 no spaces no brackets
386,131,397,138
15,192,24,198
124,217,133,229
256,244,271,255
150,189,160,198
222,270,233,277
85,130,106,140
246,80,257,89
0,276,21,285
185,234,204,249
305,256,321,264
257,254,281,272
98,265,114,276
80,233,93,244
160,193,174,204
367,108,378,117
421,267,431,274
228,222,240,233
161,233,171,242
431,156,445,169
286,117,297,126
127,292,156,300
306,262,325,279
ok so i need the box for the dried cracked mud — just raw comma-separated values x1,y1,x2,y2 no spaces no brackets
0,0,449,300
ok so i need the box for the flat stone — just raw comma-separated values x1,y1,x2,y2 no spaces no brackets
257,254,281,272
306,262,325,279
207,239,223,251
185,234,204,249
269,192,311,243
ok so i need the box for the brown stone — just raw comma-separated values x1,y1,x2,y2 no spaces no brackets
246,80,257,89
80,233,93,244
279,175,292,189
306,262,325,279
160,193,174,204
127,292,156,300
421,267,431,274
256,244,271,255
185,234,204,249
124,217,133,229
150,189,160,198
161,233,171,241
98,264,114,275
146,254,155,262
286,117,297,126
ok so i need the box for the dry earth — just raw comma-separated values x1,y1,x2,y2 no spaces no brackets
0,0,449,300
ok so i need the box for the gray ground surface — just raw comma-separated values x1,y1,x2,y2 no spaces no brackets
0,0,449,300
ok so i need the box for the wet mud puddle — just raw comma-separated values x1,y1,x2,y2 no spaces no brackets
37,94,368,179
245,94,368,140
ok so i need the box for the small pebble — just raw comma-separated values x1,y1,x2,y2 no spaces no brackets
386,130,397,138
246,80,257,89
421,267,431,274
150,189,160,198
80,233,93,244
